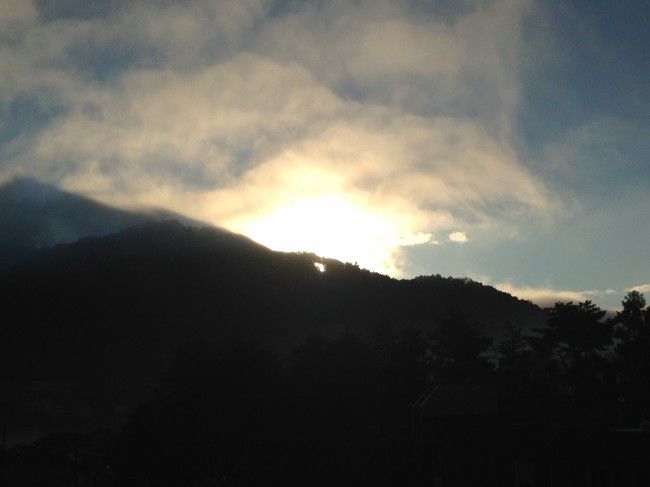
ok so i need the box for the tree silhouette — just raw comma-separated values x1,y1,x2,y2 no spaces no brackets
115,339,285,487
495,322,533,385
534,301,612,403
615,291,649,344
614,291,650,403
428,307,493,383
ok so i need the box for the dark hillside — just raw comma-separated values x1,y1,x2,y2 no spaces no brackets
0,221,544,444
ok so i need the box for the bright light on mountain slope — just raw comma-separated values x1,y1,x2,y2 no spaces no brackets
236,194,430,276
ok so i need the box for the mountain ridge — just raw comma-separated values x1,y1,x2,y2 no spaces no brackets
0,218,544,445
1,219,543,352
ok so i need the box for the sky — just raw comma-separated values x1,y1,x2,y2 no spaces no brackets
0,0,648,308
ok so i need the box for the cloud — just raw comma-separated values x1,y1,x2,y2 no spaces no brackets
629,284,650,294
0,0,37,31
494,282,617,307
0,0,560,275
448,231,469,243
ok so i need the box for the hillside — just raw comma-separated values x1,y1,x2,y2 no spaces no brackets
1,219,542,369
0,220,544,443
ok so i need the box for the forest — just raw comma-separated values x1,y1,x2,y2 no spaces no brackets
3,288,649,486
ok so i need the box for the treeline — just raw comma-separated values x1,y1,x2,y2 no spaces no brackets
499,291,650,412
3,292,650,486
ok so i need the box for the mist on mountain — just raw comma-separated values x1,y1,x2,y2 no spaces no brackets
0,177,201,269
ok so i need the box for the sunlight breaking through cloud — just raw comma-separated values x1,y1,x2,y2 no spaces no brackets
0,0,560,275
232,194,430,276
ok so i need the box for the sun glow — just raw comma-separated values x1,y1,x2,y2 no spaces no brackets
238,194,420,275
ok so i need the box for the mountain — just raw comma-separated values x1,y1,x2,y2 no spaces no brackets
1,220,543,346
0,194,545,443
0,220,542,369
0,177,201,269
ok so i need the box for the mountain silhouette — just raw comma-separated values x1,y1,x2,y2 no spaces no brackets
0,177,201,269
0,187,545,443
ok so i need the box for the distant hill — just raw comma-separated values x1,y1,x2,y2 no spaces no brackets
0,177,201,269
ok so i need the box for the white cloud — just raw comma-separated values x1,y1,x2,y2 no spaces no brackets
448,231,469,243
494,282,618,307
628,284,650,294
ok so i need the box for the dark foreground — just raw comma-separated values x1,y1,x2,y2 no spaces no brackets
3,289,650,486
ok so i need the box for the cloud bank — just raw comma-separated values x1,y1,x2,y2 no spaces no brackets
629,284,650,294
0,0,558,274
494,282,617,308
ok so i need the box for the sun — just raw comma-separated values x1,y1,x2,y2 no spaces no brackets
237,194,406,275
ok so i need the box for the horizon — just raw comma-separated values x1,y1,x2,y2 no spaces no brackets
0,174,640,313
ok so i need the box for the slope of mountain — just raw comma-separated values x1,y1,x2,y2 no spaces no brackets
0,177,201,269
0,206,545,442
1,220,543,376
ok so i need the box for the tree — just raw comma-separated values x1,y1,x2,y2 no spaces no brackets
539,301,610,363
115,339,286,487
495,322,531,385
534,301,612,402
614,291,650,403
495,322,561,415
614,291,649,344
428,307,493,383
